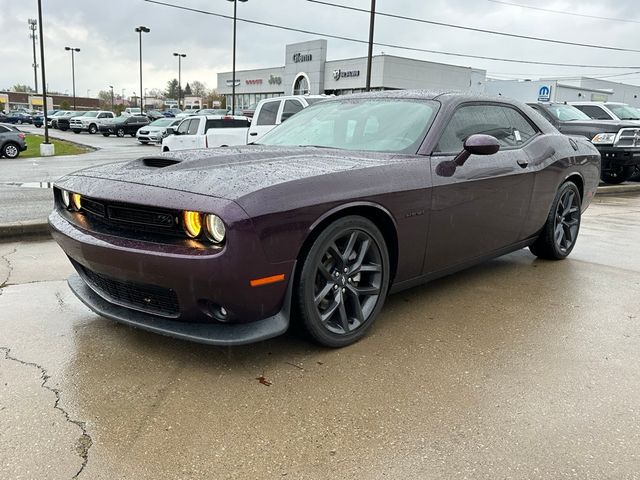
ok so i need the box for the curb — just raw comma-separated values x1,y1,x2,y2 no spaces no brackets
0,220,50,240
596,184,640,195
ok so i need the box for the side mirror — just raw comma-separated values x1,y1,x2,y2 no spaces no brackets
166,127,176,135
436,134,500,177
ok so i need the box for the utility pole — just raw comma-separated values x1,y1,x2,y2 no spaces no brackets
28,19,38,93
366,0,376,92
37,0,51,150
227,0,248,113
109,85,114,111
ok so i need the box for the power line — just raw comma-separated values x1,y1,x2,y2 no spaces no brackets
487,0,640,24
143,0,640,69
489,70,640,80
307,0,640,53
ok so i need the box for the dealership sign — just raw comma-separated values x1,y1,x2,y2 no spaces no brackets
333,69,361,81
292,52,312,63
537,85,552,102
268,75,282,85
245,79,263,85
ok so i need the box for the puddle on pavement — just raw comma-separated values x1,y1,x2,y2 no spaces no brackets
0,182,53,189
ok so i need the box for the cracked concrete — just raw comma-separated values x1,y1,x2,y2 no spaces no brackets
0,195,639,479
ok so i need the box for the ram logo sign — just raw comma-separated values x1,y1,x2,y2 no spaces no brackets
538,85,552,102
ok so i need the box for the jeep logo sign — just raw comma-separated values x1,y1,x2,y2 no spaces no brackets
292,53,312,63
333,69,361,81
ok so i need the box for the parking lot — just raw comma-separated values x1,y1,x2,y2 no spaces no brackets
1,192,638,479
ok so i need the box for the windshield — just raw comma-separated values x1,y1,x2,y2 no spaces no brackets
608,104,640,120
128,109,141,114
150,118,174,127
258,98,438,153
82,111,98,117
546,104,591,121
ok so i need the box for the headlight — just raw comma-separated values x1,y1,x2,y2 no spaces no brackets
182,211,202,238
71,193,82,211
591,133,616,145
204,214,226,243
60,189,70,208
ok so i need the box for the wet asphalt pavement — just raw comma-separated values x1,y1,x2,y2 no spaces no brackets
1,193,639,479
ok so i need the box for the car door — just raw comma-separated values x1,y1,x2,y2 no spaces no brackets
424,103,539,274
248,99,281,142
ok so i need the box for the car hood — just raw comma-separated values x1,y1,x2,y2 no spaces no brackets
139,125,166,132
560,119,640,132
64,145,397,201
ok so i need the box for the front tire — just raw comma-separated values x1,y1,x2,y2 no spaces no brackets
72,129,81,134
102,133,110,137
116,128,125,138
530,182,581,260
296,216,390,347
88,124,97,134
2,142,20,159
601,165,634,184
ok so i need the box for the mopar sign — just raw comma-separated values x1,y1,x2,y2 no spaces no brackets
333,69,361,81
538,85,551,102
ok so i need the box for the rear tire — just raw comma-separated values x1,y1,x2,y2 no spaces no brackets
296,216,390,347
530,182,581,260
2,142,20,159
116,128,125,138
601,165,634,184
629,165,640,182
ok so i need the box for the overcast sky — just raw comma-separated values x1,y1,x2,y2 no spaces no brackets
1,0,639,97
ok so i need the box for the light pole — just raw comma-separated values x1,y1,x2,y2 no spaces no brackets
87,89,91,98
28,19,38,93
135,26,150,112
36,0,50,147
64,46,80,109
173,52,186,109
365,0,376,92
227,0,247,114
109,85,114,111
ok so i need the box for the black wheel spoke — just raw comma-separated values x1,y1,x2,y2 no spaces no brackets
320,293,340,322
314,282,335,306
342,232,359,261
348,283,380,297
318,263,333,281
350,238,370,273
358,263,382,273
337,296,350,332
348,291,365,324
327,242,343,266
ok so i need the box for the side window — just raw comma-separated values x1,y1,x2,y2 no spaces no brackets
187,118,200,135
256,101,280,126
177,119,191,134
573,105,613,120
281,100,304,122
436,104,539,153
0,126,7,133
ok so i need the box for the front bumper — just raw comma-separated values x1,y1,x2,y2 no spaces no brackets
597,146,640,167
49,192,295,345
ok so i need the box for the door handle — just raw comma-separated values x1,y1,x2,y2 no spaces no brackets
249,132,258,136
517,159,529,168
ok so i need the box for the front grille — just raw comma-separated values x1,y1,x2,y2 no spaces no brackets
615,128,640,148
107,205,175,228
76,262,180,317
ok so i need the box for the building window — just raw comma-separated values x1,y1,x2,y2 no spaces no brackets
293,74,310,95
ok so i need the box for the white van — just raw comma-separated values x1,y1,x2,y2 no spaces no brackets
122,107,142,117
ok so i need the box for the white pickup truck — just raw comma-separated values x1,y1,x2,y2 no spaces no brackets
162,95,328,152
161,115,251,152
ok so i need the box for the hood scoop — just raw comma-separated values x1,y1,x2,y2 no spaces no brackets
142,157,182,168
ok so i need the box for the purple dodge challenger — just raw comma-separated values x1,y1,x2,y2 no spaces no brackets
50,91,600,347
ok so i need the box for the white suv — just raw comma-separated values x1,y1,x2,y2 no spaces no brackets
70,111,115,134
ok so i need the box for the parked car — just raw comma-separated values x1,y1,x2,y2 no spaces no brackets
99,115,149,137
122,107,142,117
248,95,327,142
529,102,640,184
174,108,225,120
242,103,257,119
571,102,640,123
144,110,166,121
4,112,33,125
48,110,74,128
32,110,58,127
163,108,182,117
0,124,27,158
161,115,250,152
70,111,115,134
49,91,599,347
54,111,82,131
136,118,181,144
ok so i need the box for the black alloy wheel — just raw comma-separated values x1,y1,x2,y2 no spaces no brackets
2,142,20,159
116,128,125,137
601,165,634,184
88,124,98,134
530,182,581,260
297,216,389,347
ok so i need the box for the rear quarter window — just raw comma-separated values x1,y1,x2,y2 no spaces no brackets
256,101,280,126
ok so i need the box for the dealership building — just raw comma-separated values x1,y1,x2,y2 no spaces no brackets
217,39,487,109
